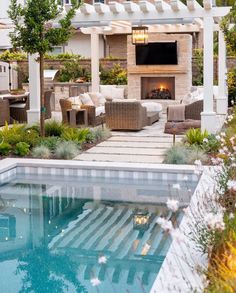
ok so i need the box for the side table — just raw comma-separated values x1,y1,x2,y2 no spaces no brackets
66,109,88,127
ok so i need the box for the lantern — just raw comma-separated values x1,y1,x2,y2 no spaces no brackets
132,26,148,45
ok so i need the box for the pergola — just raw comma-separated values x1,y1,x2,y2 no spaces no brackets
28,0,231,133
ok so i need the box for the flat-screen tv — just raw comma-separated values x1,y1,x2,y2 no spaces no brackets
135,41,178,65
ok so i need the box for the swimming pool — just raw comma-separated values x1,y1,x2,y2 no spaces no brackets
0,164,198,293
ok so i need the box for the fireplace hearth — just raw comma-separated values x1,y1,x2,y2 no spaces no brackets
141,77,175,100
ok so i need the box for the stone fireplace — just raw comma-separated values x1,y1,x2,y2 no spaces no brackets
127,33,192,102
141,77,175,100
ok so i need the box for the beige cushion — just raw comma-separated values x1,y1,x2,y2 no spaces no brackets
112,87,124,100
80,93,94,106
114,99,137,103
182,93,192,104
89,92,106,107
68,96,82,106
191,93,203,103
142,102,162,112
9,103,25,109
95,106,105,116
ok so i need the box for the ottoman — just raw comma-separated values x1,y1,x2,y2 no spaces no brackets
164,119,201,134
142,102,162,125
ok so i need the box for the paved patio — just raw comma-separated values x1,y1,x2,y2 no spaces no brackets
74,114,183,164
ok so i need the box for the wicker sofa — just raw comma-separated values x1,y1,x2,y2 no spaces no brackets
105,101,147,130
0,99,10,126
164,100,203,134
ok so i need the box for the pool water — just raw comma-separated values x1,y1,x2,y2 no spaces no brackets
0,174,197,293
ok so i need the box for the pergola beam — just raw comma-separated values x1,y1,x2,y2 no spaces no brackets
73,7,230,24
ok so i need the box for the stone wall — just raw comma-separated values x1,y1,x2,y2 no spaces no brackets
17,58,127,87
106,34,128,58
127,33,192,101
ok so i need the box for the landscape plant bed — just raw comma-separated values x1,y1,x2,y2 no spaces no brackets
0,121,110,160
163,111,236,165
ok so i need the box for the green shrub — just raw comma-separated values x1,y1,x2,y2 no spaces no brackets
227,69,236,106
163,145,190,164
32,145,51,159
21,129,40,147
100,63,127,85
0,50,27,61
0,123,39,147
192,49,203,86
57,58,90,82
61,128,91,144
0,123,26,146
90,127,111,143
0,142,11,156
185,128,209,146
55,141,80,159
203,134,221,154
14,142,30,157
38,136,61,151
44,52,81,60
45,120,66,137
187,146,208,164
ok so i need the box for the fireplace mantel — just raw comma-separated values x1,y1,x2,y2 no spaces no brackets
128,67,187,74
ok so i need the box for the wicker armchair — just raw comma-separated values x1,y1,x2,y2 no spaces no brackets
60,99,72,124
165,100,203,134
0,99,10,126
105,101,147,130
10,90,52,123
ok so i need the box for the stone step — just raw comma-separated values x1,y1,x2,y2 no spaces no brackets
74,154,165,164
108,136,182,143
86,147,166,156
97,141,172,148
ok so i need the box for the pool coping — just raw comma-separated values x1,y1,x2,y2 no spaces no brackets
150,168,215,292
0,158,208,292
0,158,198,174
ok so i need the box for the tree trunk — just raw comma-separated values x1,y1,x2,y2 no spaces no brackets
39,53,45,137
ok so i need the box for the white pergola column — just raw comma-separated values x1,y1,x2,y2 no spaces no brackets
201,16,217,133
216,29,228,114
91,32,100,92
27,54,40,124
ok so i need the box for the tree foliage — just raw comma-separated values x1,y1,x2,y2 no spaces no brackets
8,0,80,136
221,2,236,53
8,0,79,55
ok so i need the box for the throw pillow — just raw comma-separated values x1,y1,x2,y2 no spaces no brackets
100,85,113,99
68,96,82,106
89,92,106,107
80,93,94,106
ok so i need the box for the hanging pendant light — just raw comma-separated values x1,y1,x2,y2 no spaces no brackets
132,26,148,45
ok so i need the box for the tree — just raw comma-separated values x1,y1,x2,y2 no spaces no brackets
221,2,236,54
8,0,80,136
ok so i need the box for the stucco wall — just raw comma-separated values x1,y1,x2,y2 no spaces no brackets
65,32,105,58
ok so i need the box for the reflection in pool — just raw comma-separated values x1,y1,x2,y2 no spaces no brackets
0,174,197,293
